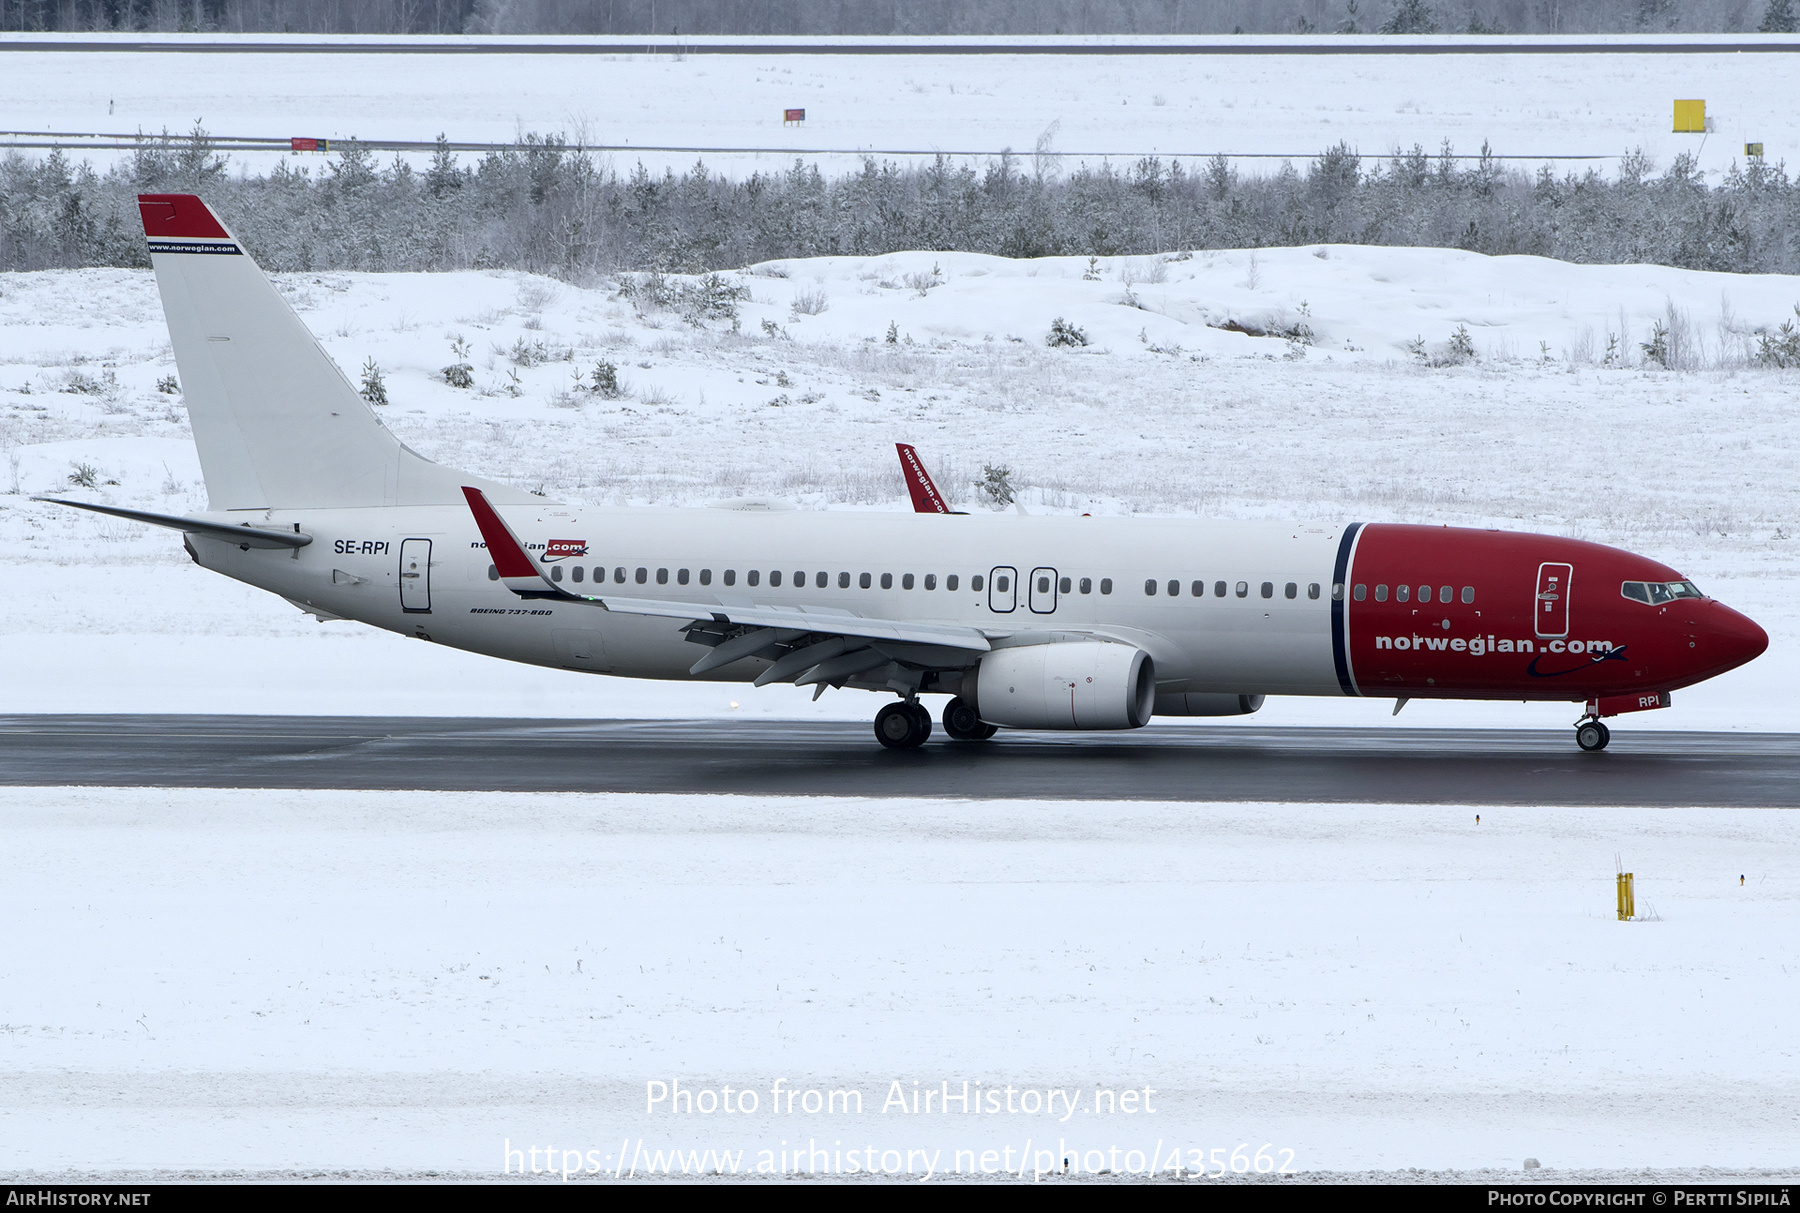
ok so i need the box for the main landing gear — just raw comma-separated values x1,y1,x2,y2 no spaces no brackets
874,701,933,749
942,696,997,742
1575,718,1612,752
873,697,997,749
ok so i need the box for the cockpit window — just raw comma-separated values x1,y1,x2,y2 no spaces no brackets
1623,580,1704,605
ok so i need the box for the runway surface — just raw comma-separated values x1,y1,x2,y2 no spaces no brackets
3,715,1796,804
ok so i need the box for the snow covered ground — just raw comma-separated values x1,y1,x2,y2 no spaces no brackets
2,246,1795,728
0,786,1795,1179
3,34,1797,179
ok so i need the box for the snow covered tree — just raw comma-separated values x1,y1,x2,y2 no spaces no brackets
1381,0,1438,33
1760,0,1798,32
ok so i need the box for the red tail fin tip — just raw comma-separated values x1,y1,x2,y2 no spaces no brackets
136,194,230,239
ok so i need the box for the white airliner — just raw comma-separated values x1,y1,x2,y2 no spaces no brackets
38,195,1768,751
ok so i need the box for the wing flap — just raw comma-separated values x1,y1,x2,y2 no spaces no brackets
594,595,991,651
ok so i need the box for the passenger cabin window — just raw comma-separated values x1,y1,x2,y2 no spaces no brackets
1417,585,1431,603
551,565,564,582
1308,583,1321,600
925,574,937,590
1396,585,1409,603
1460,586,1474,603
770,570,783,587
1260,582,1273,599
1440,585,1453,603
1235,581,1249,598
838,572,850,589
947,575,960,591
1145,579,1158,596
1332,583,1345,601
635,567,648,584
860,573,872,589
1059,577,1072,594
1100,578,1113,595
881,573,893,589
747,570,760,587
1168,580,1181,597
1191,581,1204,597
1375,585,1388,602
700,569,712,586
657,568,669,585
723,569,736,586
614,567,626,583
1285,582,1297,599
1214,581,1227,598
571,566,584,583
1038,575,1052,594
1080,577,1092,594
903,574,915,590
488,565,499,581
677,568,689,585
1353,584,1367,601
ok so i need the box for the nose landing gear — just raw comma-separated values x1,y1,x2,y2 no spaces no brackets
1575,718,1612,752
874,700,934,749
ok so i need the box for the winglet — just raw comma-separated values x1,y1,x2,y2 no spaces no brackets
896,443,951,514
463,486,568,598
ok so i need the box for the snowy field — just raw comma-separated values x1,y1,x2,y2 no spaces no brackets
2,245,1795,729
4,35,1799,179
0,786,1795,1180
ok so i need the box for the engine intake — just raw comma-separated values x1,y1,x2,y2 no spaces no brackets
966,642,1155,730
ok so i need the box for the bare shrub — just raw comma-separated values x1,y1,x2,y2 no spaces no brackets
790,287,830,316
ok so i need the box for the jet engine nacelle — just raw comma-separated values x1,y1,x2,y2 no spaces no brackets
1154,692,1265,717
965,641,1155,730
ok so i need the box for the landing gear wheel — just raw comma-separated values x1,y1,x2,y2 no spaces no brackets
875,701,928,750
942,696,997,741
1576,720,1611,752
905,702,933,744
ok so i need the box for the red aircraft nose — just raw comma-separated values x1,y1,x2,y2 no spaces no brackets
1706,602,1769,674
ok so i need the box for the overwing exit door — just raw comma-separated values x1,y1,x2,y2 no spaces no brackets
400,538,433,613
1535,562,1571,638
988,566,1017,613
1029,567,1059,614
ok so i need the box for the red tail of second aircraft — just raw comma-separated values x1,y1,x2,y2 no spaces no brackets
896,443,952,513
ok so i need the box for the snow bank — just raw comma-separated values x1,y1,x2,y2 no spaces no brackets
1,787,1794,1176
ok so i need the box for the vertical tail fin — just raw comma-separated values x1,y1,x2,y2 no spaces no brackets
140,194,526,511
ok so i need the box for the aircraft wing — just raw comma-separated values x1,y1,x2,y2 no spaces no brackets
592,595,991,652
462,485,990,688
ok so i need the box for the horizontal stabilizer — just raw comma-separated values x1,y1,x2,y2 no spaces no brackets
34,496,311,549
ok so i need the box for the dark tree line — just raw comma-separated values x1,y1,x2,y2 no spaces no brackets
2,130,1796,278
1,0,1796,34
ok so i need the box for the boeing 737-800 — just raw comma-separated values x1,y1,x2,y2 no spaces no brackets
38,195,1769,751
